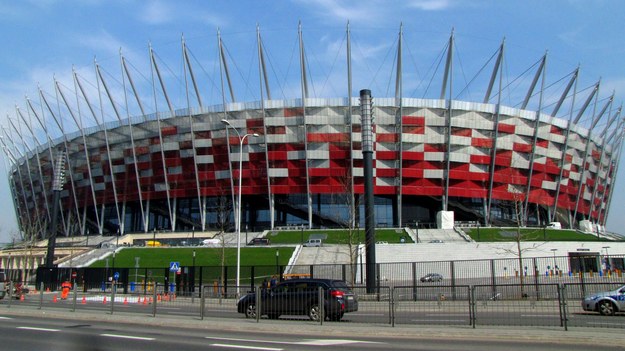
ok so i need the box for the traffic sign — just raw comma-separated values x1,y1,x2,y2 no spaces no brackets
169,262,180,272
113,271,120,280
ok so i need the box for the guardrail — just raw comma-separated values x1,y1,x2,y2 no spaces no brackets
2,281,624,330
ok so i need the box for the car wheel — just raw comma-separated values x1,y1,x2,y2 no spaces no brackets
598,300,615,316
245,304,257,319
308,304,321,321
267,313,280,319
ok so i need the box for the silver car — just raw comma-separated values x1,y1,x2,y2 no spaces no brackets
581,285,625,316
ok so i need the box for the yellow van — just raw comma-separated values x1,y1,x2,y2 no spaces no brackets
145,240,162,247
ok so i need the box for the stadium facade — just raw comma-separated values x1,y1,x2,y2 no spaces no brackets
2,27,623,239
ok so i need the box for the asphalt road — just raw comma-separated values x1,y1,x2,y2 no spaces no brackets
0,312,624,351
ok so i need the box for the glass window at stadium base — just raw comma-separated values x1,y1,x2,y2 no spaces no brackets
3,26,619,238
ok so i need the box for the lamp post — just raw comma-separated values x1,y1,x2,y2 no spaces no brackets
275,249,280,275
221,119,259,295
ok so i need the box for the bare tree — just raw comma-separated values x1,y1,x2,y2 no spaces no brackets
328,170,360,285
497,182,544,297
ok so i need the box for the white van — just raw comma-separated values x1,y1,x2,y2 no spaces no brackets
547,222,562,229
303,238,323,247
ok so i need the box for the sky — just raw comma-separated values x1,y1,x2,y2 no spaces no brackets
0,0,624,243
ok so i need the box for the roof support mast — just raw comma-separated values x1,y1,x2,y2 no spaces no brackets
119,52,147,232
550,67,579,224
16,107,51,232
299,21,312,229
149,43,175,231
346,21,355,229
441,29,454,213
182,35,206,232
485,39,505,226
395,23,404,227
590,104,620,223
257,25,274,229
522,53,548,225
572,82,607,225
1,127,35,236
218,29,238,233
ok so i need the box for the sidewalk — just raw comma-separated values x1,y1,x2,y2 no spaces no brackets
1,305,624,348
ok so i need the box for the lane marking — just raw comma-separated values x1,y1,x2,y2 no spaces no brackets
0,316,13,320
425,314,468,317
101,333,155,341
520,314,557,317
206,336,381,345
410,319,467,323
17,326,60,332
211,344,282,351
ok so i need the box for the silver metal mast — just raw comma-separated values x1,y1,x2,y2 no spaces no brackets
182,35,206,232
441,30,454,212
120,53,148,232
149,43,175,231
550,68,579,224
257,24,274,230
395,23,404,226
485,39,505,226
299,21,312,228
522,53,547,224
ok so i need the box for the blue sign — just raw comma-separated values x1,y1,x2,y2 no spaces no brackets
113,271,120,280
169,262,180,272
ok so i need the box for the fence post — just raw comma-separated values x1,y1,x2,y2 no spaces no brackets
255,286,260,323
470,286,476,329
390,286,395,327
559,284,568,331
200,285,205,320
152,282,157,317
110,282,116,314
318,286,324,325
38,282,44,310
71,284,77,312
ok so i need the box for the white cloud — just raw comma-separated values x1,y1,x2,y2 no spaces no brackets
139,0,175,25
407,0,451,11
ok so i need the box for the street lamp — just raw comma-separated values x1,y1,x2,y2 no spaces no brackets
275,249,280,275
221,119,259,294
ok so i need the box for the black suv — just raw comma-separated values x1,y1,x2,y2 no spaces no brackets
237,278,358,321
247,238,270,246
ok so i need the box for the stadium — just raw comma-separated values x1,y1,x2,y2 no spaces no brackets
2,26,622,240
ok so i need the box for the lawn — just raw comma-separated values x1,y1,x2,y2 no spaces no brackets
464,227,612,242
266,228,413,244
89,247,294,268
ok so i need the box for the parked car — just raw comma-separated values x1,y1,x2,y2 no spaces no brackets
429,239,444,243
247,238,270,246
582,285,625,316
237,278,358,321
420,273,443,282
303,238,322,247
0,270,5,299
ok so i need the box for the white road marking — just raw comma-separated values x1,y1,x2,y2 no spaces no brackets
0,316,13,320
101,333,155,341
211,344,282,351
17,326,60,332
206,336,381,345
411,319,467,323
520,314,557,317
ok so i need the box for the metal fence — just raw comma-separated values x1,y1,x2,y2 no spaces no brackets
2,280,625,330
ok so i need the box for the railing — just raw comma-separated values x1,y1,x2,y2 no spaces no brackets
3,280,624,330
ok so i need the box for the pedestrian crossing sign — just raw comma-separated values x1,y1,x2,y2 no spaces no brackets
169,261,180,272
